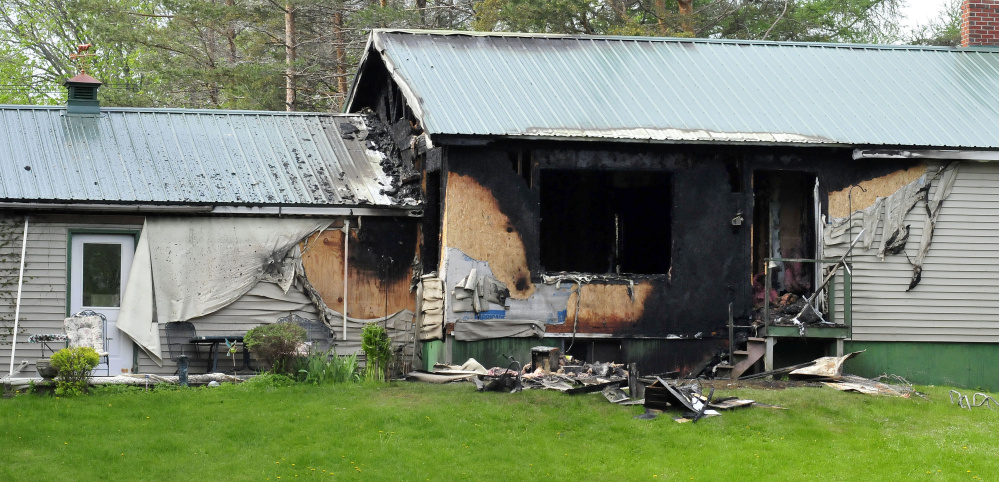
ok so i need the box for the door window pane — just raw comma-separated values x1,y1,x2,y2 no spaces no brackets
82,243,121,307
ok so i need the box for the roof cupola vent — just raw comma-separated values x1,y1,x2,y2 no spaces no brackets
64,43,102,115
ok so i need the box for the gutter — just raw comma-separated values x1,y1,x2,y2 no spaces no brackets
854,149,999,161
0,202,423,217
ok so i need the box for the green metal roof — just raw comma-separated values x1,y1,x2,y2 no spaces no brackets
0,106,417,209
349,30,999,149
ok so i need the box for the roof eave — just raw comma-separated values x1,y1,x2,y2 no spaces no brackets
0,201,423,217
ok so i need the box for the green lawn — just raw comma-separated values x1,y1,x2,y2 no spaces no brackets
2,380,997,480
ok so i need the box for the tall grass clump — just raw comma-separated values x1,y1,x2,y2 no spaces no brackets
293,348,359,385
361,323,392,381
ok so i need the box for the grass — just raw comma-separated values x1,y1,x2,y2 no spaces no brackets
2,381,998,480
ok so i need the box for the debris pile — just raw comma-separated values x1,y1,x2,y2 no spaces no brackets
639,377,777,423
823,374,926,399
517,359,628,394
349,110,422,206
754,292,822,326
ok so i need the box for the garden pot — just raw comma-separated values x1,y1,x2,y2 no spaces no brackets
36,358,58,379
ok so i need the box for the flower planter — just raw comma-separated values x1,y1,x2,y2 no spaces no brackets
35,358,58,379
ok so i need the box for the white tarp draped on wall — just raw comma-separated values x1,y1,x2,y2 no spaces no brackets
117,217,330,365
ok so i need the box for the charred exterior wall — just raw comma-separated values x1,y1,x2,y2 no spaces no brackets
442,145,747,336
301,217,418,319
438,143,920,373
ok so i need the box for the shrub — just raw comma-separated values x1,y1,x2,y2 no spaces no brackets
242,372,297,389
244,322,306,373
361,323,392,382
50,346,99,396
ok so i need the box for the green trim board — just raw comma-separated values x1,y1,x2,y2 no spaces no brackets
765,325,850,339
844,341,999,392
64,228,141,317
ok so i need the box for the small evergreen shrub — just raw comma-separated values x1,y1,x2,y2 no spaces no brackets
244,322,306,373
50,346,99,396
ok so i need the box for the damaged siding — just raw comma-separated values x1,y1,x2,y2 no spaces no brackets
825,161,999,342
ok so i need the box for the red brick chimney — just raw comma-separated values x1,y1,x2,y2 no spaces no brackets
962,1,999,47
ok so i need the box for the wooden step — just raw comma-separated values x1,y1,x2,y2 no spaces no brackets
725,340,766,380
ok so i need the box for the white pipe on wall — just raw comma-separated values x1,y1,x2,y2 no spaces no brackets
7,216,28,378
342,219,350,341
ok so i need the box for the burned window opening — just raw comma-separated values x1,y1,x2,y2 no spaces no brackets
752,171,817,300
540,169,671,275
422,170,441,272
508,151,533,188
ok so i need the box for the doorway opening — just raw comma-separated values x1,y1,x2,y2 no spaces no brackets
752,171,818,299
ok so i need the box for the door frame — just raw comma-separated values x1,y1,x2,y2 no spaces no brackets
66,228,141,373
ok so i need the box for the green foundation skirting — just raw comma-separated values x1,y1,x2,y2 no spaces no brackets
452,338,557,371
420,339,446,371
844,341,999,392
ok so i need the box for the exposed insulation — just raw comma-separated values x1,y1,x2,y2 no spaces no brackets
828,164,926,218
300,230,415,319
546,283,653,333
444,173,536,298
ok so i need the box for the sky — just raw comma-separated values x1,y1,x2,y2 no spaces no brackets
899,0,954,31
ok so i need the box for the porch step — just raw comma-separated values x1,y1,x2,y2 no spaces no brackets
718,337,766,380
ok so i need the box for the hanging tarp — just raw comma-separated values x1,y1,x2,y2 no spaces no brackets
118,217,330,365
453,319,545,341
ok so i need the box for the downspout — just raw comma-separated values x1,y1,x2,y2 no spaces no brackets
342,219,350,341
7,216,28,378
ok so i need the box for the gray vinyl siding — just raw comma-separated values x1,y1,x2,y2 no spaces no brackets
138,281,321,376
826,161,999,343
0,214,142,372
1,214,324,377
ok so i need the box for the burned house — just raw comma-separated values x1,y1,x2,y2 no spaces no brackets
347,6,999,390
0,73,421,377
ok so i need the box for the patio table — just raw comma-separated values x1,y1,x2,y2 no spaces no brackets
188,335,253,373
28,334,69,355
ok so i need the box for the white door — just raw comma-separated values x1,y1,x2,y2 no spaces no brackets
70,234,135,376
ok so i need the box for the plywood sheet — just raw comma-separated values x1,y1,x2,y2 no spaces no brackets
828,165,926,218
546,282,653,333
444,173,535,298
300,230,415,319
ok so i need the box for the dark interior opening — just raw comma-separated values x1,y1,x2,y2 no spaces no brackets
421,170,441,272
563,340,621,365
540,169,671,274
507,151,533,187
752,170,817,297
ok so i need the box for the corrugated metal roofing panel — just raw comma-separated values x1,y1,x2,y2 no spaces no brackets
357,30,999,149
0,107,413,207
